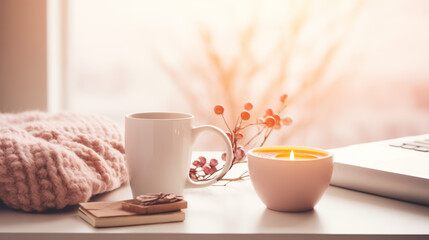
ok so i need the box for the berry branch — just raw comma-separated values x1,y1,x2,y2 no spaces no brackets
189,93,293,183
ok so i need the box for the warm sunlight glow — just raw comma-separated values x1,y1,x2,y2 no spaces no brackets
67,0,429,149
290,150,295,160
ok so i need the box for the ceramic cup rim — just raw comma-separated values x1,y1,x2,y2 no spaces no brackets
126,112,194,121
248,145,333,162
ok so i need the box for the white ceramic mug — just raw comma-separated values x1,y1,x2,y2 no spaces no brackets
125,112,233,197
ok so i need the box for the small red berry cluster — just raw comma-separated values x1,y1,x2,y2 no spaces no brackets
189,156,218,180
190,93,292,183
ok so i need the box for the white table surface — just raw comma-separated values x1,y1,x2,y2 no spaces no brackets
1,179,429,240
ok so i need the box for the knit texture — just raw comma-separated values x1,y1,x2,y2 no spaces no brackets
0,111,128,212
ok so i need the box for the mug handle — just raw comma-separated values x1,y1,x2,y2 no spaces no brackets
186,125,233,188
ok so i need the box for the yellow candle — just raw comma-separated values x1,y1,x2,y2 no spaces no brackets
247,145,333,212
252,146,329,160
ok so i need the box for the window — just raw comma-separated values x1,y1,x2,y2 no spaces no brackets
58,0,429,148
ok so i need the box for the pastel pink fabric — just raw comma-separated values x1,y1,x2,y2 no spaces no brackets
0,111,128,212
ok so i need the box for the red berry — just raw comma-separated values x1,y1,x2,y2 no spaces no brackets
199,156,207,166
265,116,275,127
240,110,250,120
210,158,218,167
189,171,197,181
282,117,293,126
214,105,224,115
210,166,217,174
236,132,243,140
273,114,281,124
190,168,197,173
274,122,282,130
244,102,253,111
234,146,246,161
203,166,212,175
280,94,288,103
192,160,201,167
221,152,227,161
265,108,274,116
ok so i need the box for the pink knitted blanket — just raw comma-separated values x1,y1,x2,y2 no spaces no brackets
0,111,128,212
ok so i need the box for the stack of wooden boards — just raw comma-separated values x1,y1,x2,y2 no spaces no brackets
78,199,187,227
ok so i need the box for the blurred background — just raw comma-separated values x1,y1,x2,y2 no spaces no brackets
1,0,429,149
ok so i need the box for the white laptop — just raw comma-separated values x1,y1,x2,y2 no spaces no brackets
330,134,429,206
